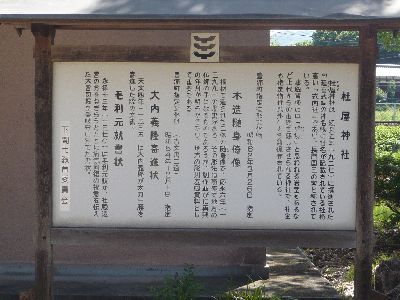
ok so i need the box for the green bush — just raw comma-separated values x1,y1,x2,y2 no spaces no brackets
375,106,400,121
375,125,400,221
374,202,398,231
151,265,202,300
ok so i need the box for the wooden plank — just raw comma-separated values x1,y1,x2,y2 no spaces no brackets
51,228,356,248
221,46,361,63
51,46,188,62
51,45,360,63
354,26,377,300
31,24,54,300
4,18,400,30
51,19,367,31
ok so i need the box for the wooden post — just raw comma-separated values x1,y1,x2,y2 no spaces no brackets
31,24,54,300
354,25,377,300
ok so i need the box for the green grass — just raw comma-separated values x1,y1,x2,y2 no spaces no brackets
344,264,355,282
151,265,202,300
218,286,283,300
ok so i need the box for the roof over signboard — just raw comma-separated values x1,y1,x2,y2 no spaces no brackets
1,0,400,20
1,0,400,30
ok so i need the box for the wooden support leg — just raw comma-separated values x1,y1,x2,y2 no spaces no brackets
31,24,54,300
354,25,377,300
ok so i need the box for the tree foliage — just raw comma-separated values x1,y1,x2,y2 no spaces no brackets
311,30,358,46
375,126,400,219
310,30,400,53
294,40,313,47
376,87,387,103
378,31,400,53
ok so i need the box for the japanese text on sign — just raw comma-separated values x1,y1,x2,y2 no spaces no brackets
53,62,358,230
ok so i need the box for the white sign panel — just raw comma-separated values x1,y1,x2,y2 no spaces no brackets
53,62,358,230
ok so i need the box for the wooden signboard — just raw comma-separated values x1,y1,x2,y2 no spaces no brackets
32,23,377,300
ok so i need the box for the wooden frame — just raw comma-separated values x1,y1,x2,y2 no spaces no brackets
6,17,400,30
51,228,356,248
355,26,377,300
32,24,54,300
50,45,361,63
32,22,376,300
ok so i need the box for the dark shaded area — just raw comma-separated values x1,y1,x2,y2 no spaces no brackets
0,276,255,299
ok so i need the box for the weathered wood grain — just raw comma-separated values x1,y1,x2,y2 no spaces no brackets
51,45,360,63
4,18,400,31
32,23,54,300
354,25,377,300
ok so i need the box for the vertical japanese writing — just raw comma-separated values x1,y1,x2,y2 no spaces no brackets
293,77,303,220
231,91,243,169
210,145,218,218
173,72,181,125
60,121,70,211
256,72,264,139
137,78,145,138
84,72,92,175
137,77,145,217
100,76,109,218
246,131,254,219
202,72,210,218
113,90,124,168
327,77,338,221
164,131,172,217
128,71,136,129
194,145,201,218
210,72,219,218
219,76,227,216
173,134,180,175
232,90,246,216
284,72,293,220
149,91,161,182
193,72,201,218
276,73,284,212
316,73,327,221
339,86,353,218
276,72,307,220
92,71,101,217
56,63,358,228
309,71,319,220
211,72,219,140
309,72,340,221
186,72,193,113
340,90,352,161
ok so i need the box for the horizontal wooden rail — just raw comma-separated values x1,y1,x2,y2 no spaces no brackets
51,227,356,248
222,46,361,63
4,18,400,30
51,45,361,63
51,46,188,62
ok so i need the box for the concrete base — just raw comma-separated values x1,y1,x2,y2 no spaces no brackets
0,248,345,299
0,262,268,298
